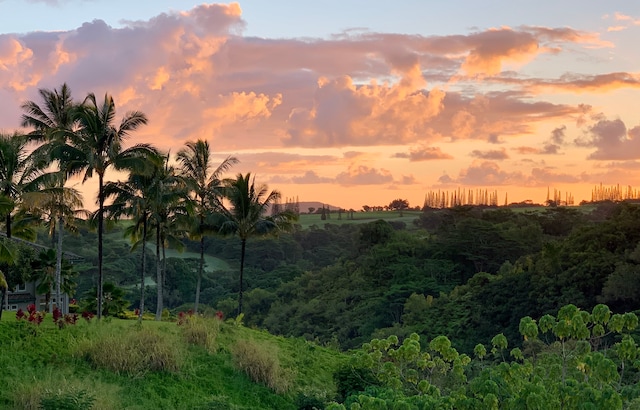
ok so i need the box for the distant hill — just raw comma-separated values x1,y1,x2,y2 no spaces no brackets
297,201,343,213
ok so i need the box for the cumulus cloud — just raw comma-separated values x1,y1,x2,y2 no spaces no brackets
291,170,333,184
440,161,525,186
335,165,393,185
393,145,453,161
470,148,509,160
578,119,640,160
0,6,612,151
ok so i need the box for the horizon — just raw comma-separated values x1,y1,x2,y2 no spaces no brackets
1,1,640,211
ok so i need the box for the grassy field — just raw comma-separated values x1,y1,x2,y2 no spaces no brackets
296,210,422,229
0,311,346,409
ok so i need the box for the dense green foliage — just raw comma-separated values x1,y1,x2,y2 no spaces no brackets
13,201,640,356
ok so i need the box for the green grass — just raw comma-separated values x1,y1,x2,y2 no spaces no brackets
0,312,346,409
296,210,422,229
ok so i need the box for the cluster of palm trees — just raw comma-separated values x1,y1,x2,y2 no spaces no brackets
0,83,295,321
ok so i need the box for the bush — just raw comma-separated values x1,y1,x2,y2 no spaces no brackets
333,364,378,402
76,326,182,376
179,314,220,353
230,339,291,394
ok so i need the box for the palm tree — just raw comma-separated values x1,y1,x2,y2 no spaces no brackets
20,83,81,313
217,173,296,314
104,152,163,321
30,249,76,313
21,173,88,313
58,92,152,319
0,232,16,320
146,155,189,320
0,132,44,239
176,140,238,313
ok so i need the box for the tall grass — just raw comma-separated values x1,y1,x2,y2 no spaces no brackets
231,338,292,394
10,369,121,410
179,315,220,353
76,325,182,376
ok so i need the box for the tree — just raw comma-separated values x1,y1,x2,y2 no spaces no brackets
82,282,128,317
388,198,409,217
146,154,189,320
57,92,152,320
176,139,237,313
21,175,87,313
20,83,82,313
30,249,76,313
104,152,163,321
0,235,16,320
217,173,296,314
0,132,44,239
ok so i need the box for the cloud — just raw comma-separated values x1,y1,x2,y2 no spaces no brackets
528,168,581,185
291,170,333,184
440,161,524,186
470,148,509,160
0,8,612,151
335,165,393,185
393,145,453,161
578,119,640,160
514,146,540,155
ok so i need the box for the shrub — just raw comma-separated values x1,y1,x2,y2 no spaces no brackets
180,314,220,353
76,326,182,376
230,339,291,394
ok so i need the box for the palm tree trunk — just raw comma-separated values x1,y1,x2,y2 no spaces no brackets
5,214,11,238
155,224,162,321
97,173,105,320
238,238,246,315
55,216,64,313
0,289,5,320
138,216,147,322
194,235,204,314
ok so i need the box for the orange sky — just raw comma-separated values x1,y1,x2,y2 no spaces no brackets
2,2,640,210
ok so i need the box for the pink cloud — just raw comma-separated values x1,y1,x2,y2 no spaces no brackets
335,165,393,185
578,119,640,160
440,161,524,186
393,145,453,161
470,148,509,160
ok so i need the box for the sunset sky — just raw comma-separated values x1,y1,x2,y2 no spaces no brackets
1,1,640,210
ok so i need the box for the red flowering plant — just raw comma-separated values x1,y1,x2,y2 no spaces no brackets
81,311,94,322
216,310,224,321
25,304,45,325
52,307,79,329
177,309,195,326
15,308,25,320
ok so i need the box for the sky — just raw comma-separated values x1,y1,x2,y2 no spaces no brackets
1,1,640,210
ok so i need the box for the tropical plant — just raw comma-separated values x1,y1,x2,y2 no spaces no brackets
145,154,189,320
81,281,128,317
30,249,76,313
56,92,152,319
20,83,84,314
217,173,296,314
176,139,238,313
21,174,88,313
0,132,43,239
104,151,163,321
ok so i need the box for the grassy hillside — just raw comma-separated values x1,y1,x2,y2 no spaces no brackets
296,210,422,229
0,312,345,409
